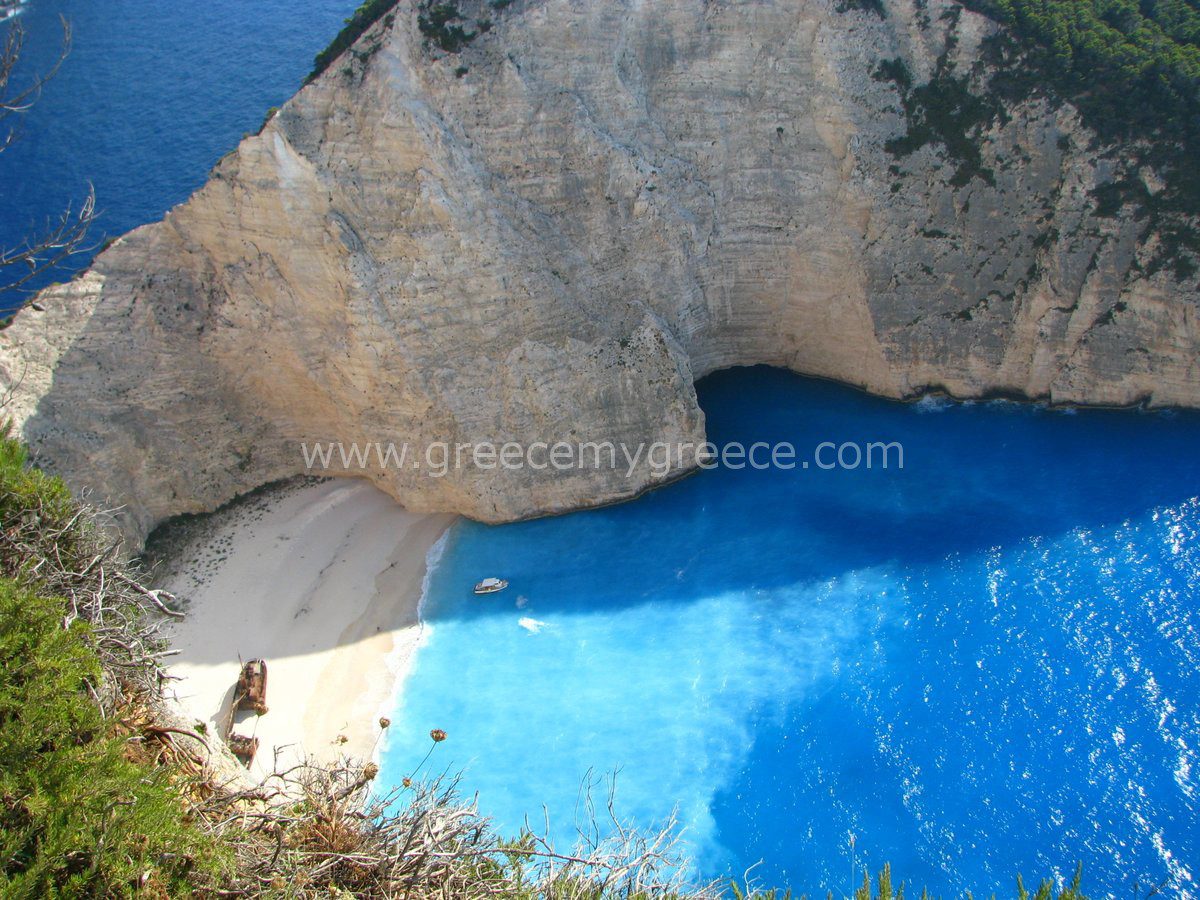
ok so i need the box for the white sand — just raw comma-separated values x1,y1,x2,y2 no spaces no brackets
159,479,455,780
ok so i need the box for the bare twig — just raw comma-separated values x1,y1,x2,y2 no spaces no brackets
0,16,97,304
113,572,186,618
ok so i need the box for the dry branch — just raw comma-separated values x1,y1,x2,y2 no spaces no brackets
1,16,97,303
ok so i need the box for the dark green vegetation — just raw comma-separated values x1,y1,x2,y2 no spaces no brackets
419,2,479,52
0,583,223,895
965,0,1200,149
730,863,1089,900
307,1,507,83
967,0,1200,275
417,2,499,54
867,0,1200,275
0,434,227,896
838,0,888,17
1013,867,1089,900
308,0,399,82
874,11,1006,188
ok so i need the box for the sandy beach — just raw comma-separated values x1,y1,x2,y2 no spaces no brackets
154,478,454,780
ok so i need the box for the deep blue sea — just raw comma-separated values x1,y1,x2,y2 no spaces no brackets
3,4,1198,896
0,0,356,306
382,367,1200,898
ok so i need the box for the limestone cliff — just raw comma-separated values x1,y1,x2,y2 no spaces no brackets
2,0,1198,544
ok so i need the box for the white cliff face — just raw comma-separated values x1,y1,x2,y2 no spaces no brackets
1,0,1197,544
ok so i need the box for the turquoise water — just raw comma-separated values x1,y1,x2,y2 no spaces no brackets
382,367,1200,897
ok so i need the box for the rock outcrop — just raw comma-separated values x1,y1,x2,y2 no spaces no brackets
2,0,1197,544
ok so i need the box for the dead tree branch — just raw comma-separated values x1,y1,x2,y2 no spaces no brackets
0,16,97,304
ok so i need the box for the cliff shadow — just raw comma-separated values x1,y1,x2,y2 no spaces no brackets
419,365,1200,627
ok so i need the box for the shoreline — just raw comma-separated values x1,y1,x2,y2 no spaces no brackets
372,526,451,766
152,478,455,780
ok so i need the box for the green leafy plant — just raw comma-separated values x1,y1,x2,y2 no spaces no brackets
308,0,399,83
731,863,1089,900
0,579,226,895
838,0,887,17
962,0,1200,275
418,2,478,53
0,426,230,894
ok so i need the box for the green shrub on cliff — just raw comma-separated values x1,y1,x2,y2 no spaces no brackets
838,0,888,18
964,0,1200,148
963,0,1200,269
0,432,227,896
876,47,1004,187
860,0,1200,275
418,2,478,52
0,580,226,896
308,0,399,83
0,430,72,527
729,862,1090,900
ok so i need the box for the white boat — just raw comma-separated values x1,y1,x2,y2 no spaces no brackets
473,577,508,595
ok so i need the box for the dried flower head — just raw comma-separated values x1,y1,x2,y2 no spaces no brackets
430,728,447,743
379,717,391,729
402,777,412,788
363,762,379,780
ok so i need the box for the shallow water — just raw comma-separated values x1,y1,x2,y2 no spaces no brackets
382,366,1200,897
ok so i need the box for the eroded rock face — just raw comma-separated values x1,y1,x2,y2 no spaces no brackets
2,0,1197,544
